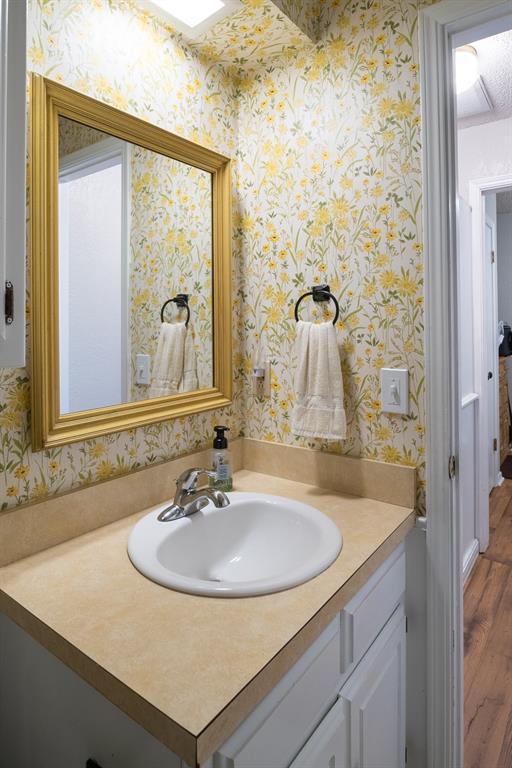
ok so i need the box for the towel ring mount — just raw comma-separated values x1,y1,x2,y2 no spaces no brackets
294,284,340,325
160,294,190,326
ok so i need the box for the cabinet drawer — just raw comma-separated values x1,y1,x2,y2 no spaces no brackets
340,546,405,674
214,619,341,768
289,696,348,768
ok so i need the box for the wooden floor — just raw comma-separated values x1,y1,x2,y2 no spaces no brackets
465,479,512,768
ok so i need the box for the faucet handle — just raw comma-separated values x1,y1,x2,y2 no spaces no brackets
176,467,216,492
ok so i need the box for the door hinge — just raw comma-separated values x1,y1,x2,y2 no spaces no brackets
405,746,408,764
4,281,13,325
448,455,456,479
405,616,408,633
491,249,496,263
493,438,498,452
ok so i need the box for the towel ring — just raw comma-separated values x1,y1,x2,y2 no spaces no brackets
294,284,340,325
160,294,190,326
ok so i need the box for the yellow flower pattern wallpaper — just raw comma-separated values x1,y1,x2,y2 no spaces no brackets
0,0,431,512
235,0,428,510
129,147,213,397
190,0,313,75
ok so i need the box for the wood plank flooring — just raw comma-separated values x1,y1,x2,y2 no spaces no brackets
465,480,512,768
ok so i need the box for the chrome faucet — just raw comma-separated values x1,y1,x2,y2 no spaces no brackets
157,467,230,522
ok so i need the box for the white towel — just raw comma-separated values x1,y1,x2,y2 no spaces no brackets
292,320,346,440
179,327,199,392
149,322,187,398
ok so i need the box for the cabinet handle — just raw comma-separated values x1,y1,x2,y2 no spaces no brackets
4,281,13,325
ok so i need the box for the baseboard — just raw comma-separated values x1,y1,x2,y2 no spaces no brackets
463,538,480,585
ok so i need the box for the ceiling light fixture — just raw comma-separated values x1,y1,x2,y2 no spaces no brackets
455,45,480,94
139,0,242,38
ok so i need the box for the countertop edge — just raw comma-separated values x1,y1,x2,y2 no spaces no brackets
0,590,198,767
0,510,415,767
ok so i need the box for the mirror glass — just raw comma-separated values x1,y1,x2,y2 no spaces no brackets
57,116,213,415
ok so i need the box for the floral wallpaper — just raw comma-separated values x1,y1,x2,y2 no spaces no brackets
0,0,431,513
235,0,428,510
0,0,241,511
189,0,313,75
58,118,106,155
129,146,213,397
271,0,321,42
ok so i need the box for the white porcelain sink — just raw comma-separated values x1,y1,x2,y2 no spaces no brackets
127,492,342,597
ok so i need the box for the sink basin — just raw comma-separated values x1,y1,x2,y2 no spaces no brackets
127,492,342,597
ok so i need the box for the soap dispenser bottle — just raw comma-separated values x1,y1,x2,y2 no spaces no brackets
210,426,232,492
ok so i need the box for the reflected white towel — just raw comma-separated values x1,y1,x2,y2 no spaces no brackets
179,328,199,393
292,320,346,440
149,322,186,398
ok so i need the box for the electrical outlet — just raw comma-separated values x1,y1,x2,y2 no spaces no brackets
252,361,271,398
136,354,151,385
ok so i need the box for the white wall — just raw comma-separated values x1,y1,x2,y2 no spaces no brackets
458,117,512,202
497,212,512,400
498,212,512,325
59,161,123,413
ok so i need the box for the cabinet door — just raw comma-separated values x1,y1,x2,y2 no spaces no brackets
290,697,348,768
0,0,26,366
340,611,406,768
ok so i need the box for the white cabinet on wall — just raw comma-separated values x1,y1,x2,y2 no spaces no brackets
0,0,26,367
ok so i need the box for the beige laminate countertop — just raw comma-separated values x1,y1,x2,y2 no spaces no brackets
0,470,415,766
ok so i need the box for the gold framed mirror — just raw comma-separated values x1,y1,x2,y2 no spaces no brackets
30,74,232,450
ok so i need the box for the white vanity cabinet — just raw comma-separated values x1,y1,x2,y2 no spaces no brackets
214,544,406,768
287,610,405,768
0,545,406,768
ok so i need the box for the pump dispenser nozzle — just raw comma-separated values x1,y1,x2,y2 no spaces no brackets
213,425,229,449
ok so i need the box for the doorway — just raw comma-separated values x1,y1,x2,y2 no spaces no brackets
420,1,512,766
455,18,512,768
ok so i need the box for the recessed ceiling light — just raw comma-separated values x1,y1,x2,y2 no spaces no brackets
455,46,480,94
139,0,242,38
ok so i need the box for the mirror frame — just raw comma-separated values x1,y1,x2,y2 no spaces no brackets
30,74,232,450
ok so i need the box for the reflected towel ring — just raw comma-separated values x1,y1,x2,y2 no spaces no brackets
160,294,190,326
294,284,340,325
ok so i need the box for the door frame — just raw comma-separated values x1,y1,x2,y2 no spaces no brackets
420,2,512,767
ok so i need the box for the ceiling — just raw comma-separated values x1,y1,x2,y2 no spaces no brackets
457,29,512,128
497,190,512,214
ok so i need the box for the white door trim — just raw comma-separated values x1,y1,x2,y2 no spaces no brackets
420,2,512,767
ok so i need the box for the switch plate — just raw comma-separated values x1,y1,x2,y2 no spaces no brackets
136,353,151,385
380,368,409,415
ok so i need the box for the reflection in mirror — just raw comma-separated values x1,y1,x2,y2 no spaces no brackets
57,117,213,415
